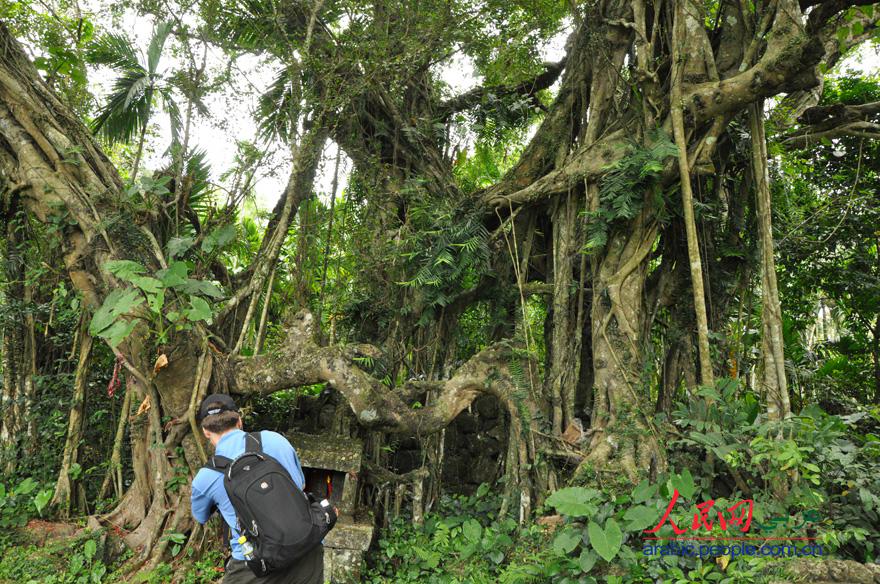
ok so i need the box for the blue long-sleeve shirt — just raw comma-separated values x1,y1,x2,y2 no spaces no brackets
190,429,306,560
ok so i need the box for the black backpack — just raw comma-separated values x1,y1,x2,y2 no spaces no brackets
204,432,337,576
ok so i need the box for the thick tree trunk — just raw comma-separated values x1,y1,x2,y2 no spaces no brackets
583,210,664,480
0,213,29,473
22,283,38,449
873,316,880,404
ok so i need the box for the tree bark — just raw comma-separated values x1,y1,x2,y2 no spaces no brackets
582,209,665,480
253,267,276,355
749,101,791,420
547,191,581,434
873,316,880,404
99,380,133,501
0,211,30,473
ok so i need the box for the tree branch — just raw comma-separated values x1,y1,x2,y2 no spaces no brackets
486,0,828,209
217,128,325,323
781,100,880,147
231,311,529,434
436,59,566,120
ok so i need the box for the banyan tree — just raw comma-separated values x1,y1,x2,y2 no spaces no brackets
0,0,876,567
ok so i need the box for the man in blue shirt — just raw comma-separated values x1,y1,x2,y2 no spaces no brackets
190,394,324,584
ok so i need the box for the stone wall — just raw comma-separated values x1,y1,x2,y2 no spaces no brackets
385,394,507,494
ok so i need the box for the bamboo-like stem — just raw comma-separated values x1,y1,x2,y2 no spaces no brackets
99,382,133,501
749,101,790,420
254,267,276,355
186,346,212,464
232,289,261,356
131,112,149,182
51,313,92,516
317,147,342,324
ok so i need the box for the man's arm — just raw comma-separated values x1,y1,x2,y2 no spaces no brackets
190,473,215,524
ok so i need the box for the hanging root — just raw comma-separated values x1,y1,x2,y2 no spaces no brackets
499,394,542,522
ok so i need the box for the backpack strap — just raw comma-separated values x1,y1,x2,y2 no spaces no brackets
245,432,263,454
204,454,232,473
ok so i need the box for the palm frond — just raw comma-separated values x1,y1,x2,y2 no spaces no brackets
147,21,173,75
123,75,151,110
91,71,151,143
87,32,142,71
257,68,301,142
185,149,213,214
159,87,182,145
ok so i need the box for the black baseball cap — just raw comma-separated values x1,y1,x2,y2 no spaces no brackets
197,393,239,422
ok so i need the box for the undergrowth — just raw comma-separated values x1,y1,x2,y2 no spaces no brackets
365,380,880,583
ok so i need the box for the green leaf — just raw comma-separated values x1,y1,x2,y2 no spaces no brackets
552,528,581,556
166,236,195,259
147,21,172,75
157,261,189,287
578,549,598,573
588,519,622,563
623,505,658,531
631,480,657,504
177,279,224,299
462,519,482,543
202,225,237,253
69,554,84,575
83,539,97,562
546,487,602,517
100,319,138,348
105,260,146,281
69,462,83,480
130,276,163,295
147,289,165,313
90,289,144,334
184,296,213,322
34,489,52,516
671,469,696,499
860,487,875,511
14,478,37,496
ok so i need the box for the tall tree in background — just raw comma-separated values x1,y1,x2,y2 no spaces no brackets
778,75,880,405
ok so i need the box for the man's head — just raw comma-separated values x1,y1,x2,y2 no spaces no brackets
197,393,242,444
